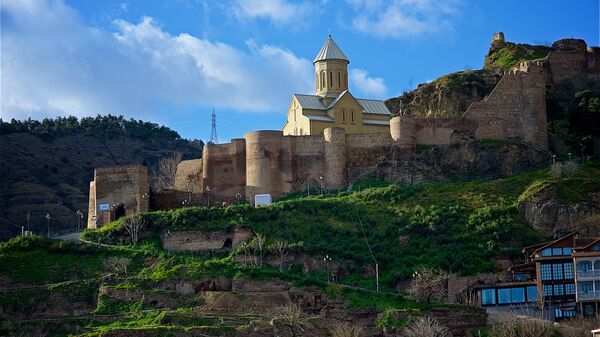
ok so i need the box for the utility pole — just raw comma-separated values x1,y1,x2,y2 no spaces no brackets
26,211,31,234
205,186,211,207
46,213,51,237
209,109,218,144
76,210,83,232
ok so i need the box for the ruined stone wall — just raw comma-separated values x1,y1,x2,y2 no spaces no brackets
463,62,548,148
174,159,203,194
202,139,246,204
87,165,149,228
345,133,393,181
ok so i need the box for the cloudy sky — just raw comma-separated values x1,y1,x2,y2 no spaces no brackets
1,0,598,141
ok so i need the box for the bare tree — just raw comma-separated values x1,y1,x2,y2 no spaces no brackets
270,239,290,271
330,322,364,337
254,232,266,266
151,152,182,191
404,317,450,337
276,303,302,325
408,267,450,303
123,216,147,245
557,317,599,337
102,257,131,275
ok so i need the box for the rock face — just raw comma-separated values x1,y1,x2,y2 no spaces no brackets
517,186,600,236
377,140,550,184
385,70,501,118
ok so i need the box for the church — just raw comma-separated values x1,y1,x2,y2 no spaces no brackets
282,36,391,136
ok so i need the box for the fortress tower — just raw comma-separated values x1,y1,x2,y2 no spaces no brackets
314,35,350,98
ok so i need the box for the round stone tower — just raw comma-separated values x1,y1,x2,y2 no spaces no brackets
323,127,347,189
244,130,290,201
390,116,417,160
314,35,349,97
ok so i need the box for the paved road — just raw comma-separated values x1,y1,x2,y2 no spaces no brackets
55,232,82,242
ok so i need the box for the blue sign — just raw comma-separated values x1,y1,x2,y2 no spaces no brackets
98,203,110,211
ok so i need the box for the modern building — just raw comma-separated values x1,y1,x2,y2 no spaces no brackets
282,35,391,136
573,237,600,317
473,232,600,321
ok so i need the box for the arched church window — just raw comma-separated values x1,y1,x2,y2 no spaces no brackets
321,71,325,88
351,110,354,122
329,71,333,87
342,109,346,122
338,72,341,87
299,128,303,135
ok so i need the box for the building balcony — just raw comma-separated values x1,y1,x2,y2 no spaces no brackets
576,270,600,280
576,291,600,301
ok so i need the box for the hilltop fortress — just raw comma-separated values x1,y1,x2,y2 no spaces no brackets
87,34,600,228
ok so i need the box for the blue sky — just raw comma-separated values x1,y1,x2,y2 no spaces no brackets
1,0,598,142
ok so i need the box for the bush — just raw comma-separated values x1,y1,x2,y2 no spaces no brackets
490,313,553,337
404,317,450,337
550,161,578,179
330,322,364,337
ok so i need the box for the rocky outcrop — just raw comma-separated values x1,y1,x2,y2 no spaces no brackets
377,140,550,184
161,227,253,252
385,70,501,118
517,186,600,236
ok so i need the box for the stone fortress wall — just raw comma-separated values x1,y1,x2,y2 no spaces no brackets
88,36,600,221
87,165,149,228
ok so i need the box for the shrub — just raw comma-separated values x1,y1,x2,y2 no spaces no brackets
489,313,553,337
404,317,450,337
330,322,364,337
550,161,578,179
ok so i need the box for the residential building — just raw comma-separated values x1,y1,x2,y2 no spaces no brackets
573,237,600,317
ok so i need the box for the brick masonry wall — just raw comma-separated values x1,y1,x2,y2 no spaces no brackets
174,159,203,194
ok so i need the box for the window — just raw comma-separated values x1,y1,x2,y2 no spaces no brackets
541,248,552,257
321,71,325,88
562,247,572,255
526,286,538,302
555,308,576,318
543,284,553,296
481,289,496,305
594,260,600,270
541,264,552,280
578,261,592,271
510,288,525,303
498,288,511,304
342,110,346,122
351,110,354,123
563,263,574,279
553,284,564,296
329,71,332,87
583,304,595,315
592,245,600,251
581,282,593,292
338,72,341,87
564,283,575,295
553,263,563,280
552,248,563,256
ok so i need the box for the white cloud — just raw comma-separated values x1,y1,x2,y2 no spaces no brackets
348,0,462,39
231,0,313,26
350,69,387,98
0,0,313,122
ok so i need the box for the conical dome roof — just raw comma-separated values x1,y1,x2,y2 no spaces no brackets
313,35,349,64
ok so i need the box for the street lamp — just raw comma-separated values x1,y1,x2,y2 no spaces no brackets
76,210,83,232
205,186,211,207
236,192,241,204
45,213,51,237
26,211,31,234
319,176,324,196
323,255,332,283
142,193,150,211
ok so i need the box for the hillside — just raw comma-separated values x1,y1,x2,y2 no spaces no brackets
1,161,599,336
0,116,203,240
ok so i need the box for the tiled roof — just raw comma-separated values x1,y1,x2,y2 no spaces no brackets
313,35,349,64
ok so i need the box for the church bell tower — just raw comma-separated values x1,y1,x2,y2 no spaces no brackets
314,35,349,97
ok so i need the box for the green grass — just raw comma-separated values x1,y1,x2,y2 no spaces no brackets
486,42,550,69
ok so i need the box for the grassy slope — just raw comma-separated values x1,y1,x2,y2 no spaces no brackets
484,41,551,70
83,160,600,290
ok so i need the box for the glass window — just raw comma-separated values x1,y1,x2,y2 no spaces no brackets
552,263,563,280
594,261,600,270
541,264,552,280
555,308,576,318
564,283,575,295
541,248,552,257
581,283,593,292
592,245,600,251
498,288,511,304
481,289,496,305
562,247,572,255
584,304,595,315
543,284,553,297
527,286,538,302
552,248,563,256
578,261,592,271
510,288,525,303
553,284,564,296
563,263,574,279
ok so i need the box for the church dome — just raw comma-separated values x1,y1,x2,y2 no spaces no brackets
313,35,349,64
